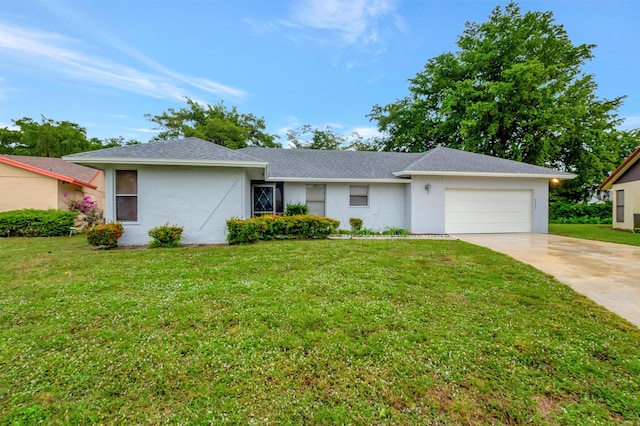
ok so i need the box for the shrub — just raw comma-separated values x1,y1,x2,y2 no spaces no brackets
86,222,124,249
63,193,103,228
349,218,363,234
0,209,77,237
285,203,309,216
382,226,409,236
226,215,340,244
357,228,379,236
148,223,184,248
549,199,612,224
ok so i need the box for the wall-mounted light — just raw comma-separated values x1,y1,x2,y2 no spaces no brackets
551,178,559,184
425,183,431,193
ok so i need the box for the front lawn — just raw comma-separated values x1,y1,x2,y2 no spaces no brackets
1,236,639,424
549,224,640,246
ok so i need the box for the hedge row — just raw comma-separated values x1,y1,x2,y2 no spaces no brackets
227,214,340,244
0,209,77,237
549,200,612,224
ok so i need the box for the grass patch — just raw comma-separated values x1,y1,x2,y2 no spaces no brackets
549,224,640,246
1,236,639,424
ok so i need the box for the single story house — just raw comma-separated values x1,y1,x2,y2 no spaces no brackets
64,137,574,245
0,154,105,213
599,146,640,230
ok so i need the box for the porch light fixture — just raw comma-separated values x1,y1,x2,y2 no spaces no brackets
551,178,559,184
424,183,431,193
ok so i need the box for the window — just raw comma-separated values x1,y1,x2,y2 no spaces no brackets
306,184,326,216
349,185,369,207
616,190,624,222
252,182,284,216
116,170,137,221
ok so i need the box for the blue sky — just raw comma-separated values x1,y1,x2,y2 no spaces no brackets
1,0,639,146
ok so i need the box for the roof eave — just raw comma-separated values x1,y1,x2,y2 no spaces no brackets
0,156,97,189
266,177,411,183
393,170,577,180
63,157,268,168
599,146,640,190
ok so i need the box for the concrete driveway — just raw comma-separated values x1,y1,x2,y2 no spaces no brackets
454,233,640,328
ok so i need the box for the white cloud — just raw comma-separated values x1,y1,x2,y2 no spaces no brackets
620,114,640,130
130,128,158,133
286,0,402,47
0,76,23,101
350,126,382,139
0,22,247,102
0,121,19,131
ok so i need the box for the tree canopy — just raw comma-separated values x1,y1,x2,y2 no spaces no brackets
368,2,637,201
0,117,139,157
286,124,380,151
286,125,348,150
145,98,280,149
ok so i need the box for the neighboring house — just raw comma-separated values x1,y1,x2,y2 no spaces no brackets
64,137,574,245
0,155,105,213
599,146,640,230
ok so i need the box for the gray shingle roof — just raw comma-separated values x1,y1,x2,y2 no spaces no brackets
240,146,573,179
65,137,263,163
65,137,573,180
399,147,575,177
239,147,423,179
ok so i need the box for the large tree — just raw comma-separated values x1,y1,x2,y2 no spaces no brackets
286,124,381,151
368,2,633,201
286,125,347,150
1,118,140,157
0,127,21,154
146,98,280,149
11,117,99,157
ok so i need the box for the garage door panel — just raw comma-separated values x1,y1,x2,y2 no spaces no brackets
445,189,531,233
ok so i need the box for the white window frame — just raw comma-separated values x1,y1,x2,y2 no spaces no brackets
349,185,369,207
306,184,326,216
252,183,276,216
115,170,138,222
616,190,624,222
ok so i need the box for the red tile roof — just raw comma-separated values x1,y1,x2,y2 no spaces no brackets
0,155,101,189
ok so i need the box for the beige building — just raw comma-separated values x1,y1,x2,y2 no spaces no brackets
600,147,640,230
0,155,104,213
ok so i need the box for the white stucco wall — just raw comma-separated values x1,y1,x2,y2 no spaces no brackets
101,164,553,245
104,166,249,245
283,183,307,206
284,182,408,231
408,175,550,234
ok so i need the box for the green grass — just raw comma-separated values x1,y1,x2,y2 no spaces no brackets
1,236,639,424
549,224,640,246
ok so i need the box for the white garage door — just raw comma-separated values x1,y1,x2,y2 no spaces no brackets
445,189,532,233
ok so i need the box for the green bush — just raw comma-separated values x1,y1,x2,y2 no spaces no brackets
382,226,409,236
549,200,612,224
148,223,184,248
226,214,340,244
86,222,124,249
349,218,363,234
285,203,309,216
0,209,77,237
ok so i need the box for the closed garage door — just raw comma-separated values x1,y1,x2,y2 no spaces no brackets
445,189,532,233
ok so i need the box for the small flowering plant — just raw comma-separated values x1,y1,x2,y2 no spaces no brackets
148,223,184,248
86,222,124,249
63,192,103,228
